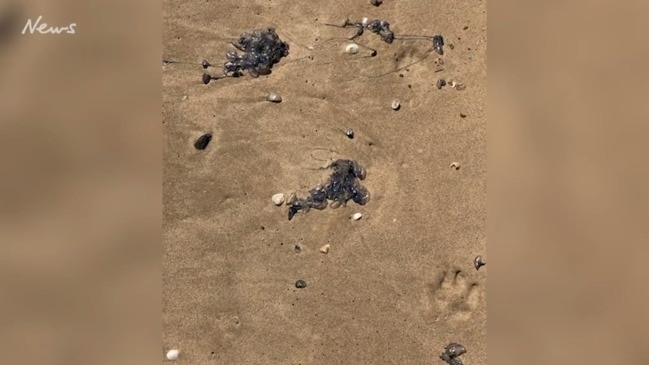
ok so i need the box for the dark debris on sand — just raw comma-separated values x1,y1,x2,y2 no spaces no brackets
440,343,467,365
223,28,290,78
288,159,370,221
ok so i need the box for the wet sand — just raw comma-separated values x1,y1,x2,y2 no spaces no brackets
163,0,486,363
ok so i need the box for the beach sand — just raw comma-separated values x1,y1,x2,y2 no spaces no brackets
163,0,486,363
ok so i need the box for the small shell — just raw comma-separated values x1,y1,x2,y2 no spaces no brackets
267,93,282,103
450,162,460,170
286,192,297,205
320,244,330,254
345,43,360,54
166,349,180,361
351,212,363,220
272,193,285,206
361,17,369,25
391,100,401,110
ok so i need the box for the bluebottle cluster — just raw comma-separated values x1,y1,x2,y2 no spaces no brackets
288,159,370,221
223,28,290,78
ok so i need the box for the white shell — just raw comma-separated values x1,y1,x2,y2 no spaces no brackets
272,193,285,206
351,212,363,220
267,93,282,102
320,244,330,254
391,100,401,110
345,43,360,54
362,17,369,25
166,349,179,361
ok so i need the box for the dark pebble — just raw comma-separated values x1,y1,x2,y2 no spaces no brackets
202,60,211,69
346,128,354,139
202,73,212,84
194,133,212,150
436,79,447,89
295,280,307,289
370,0,383,5
294,244,302,253
370,50,377,57
440,342,467,365
432,35,445,55
474,255,486,270
460,113,467,118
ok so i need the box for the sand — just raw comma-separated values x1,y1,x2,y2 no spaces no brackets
163,0,486,363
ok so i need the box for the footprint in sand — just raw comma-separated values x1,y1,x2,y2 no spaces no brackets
428,268,480,322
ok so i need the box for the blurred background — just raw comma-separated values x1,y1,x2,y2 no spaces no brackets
0,0,161,364
1,0,649,363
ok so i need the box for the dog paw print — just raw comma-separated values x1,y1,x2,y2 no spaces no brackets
429,269,480,322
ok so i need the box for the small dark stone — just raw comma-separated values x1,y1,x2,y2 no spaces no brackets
370,50,377,57
474,255,486,270
460,113,467,118
436,78,447,89
463,26,469,30
370,0,383,6
194,133,212,150
202,60,211,69
202,73,212,84
440,343,467,365
295,280,307,289
346,128,354,139
294,244,302,253
432,35,445,55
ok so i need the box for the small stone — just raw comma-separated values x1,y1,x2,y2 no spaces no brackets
295,280,307,289
202,60,211,69
460,113,467,118
272,193,285,206
202,73,212,84
351,212,363,220
182,95,188,101
432,35,445,55
267,93,282,103
194,133,212,150
440,343,466,365
345,43,360,54
320,244,330,254
391,100,401,110
455,83,466,91
370,0,383,5
166,349,180,361
436,79,446,89
346,128,354,139
294,244,302,253
474,255,486,270
450,162,460,170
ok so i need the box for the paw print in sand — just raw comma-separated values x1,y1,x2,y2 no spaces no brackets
429,269,480,322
